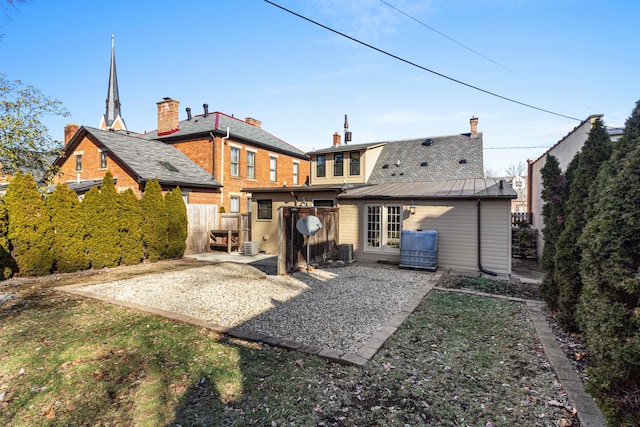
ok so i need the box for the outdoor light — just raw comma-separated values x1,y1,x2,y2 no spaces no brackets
409,201,416,215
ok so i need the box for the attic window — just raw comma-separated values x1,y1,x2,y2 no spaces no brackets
420,161,428,167
459,159,467,164
160,161,179,172
382,164,389,169
422,138,433,146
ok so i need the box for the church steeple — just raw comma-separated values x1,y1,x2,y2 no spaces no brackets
99,35,127,131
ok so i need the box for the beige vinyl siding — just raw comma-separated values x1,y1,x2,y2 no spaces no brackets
344,199,511,274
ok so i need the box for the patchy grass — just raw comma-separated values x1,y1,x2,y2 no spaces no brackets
439,274,541,300
1,261,576,426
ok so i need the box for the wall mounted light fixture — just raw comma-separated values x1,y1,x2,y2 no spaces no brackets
409,201,417,215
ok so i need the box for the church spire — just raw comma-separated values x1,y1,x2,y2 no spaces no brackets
100,34,127,131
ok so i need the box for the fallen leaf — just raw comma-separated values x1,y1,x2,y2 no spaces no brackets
295,359,305,369
313,404,323,413
548,399,565,407
557,418,573,427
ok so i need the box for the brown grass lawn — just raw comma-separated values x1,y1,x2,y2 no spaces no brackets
0,259,578,426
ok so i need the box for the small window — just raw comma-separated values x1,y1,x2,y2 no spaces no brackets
313,199,334,207
100,151,108,169
317,154,326,177
269,156,277,182
159,161,179,172
257,199,272,220
230,147,240,177
75,154,82,171
247,151,255,179
334,153,343,177
230,196,240,213
349,151,360,175
293,162,299,185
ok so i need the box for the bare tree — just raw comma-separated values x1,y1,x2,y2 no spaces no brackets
504,161,527,177
484,167,499,177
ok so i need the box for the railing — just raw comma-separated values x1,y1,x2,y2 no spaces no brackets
511,212,532,226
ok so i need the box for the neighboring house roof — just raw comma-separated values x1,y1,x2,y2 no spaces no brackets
367,134,483,184
307,142,386,155
141,112,309,160
337,178,516,200
243,184,351,194
46,178,114,194
54,126,222,189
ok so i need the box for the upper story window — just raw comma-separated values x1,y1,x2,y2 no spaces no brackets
269,156,277,182
317,154,326,177
230,196,240,213
293,162,299,185
257,199,272,220
247,151,255,179
99,150,108,169
350,151,361,176
75,154,82,171
230,147,240,177
334,153,344,177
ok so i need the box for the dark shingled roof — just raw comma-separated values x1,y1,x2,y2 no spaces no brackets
367,134,484,184
58,127,222,189
307,142,385,155
142,112,308,159
337,178,517,200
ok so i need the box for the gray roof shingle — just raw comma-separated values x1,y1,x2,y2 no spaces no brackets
141,112,308,159
367,134,484,184
79,127,222,189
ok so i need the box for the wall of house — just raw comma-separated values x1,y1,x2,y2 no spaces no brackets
340,199,511,274
310,145,384,185
529,118,595,257
54,135,142,195
250,191,339,254
173,135,310,214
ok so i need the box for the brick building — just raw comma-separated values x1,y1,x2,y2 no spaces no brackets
52,39,309,212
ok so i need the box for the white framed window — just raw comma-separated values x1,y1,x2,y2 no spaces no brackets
230,147,240,177
365,204,402,253
75,154,82,171
230,196,240,213
293,161,299,185
99,150,108,169
269,156,277,182
247,151,255,179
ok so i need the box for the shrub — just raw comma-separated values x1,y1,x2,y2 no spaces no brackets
83,172,121,268
165,187,187,259
0,199,17,279
141,179,168,262
48,183,90,273
118,189,144,265
4,171,54,276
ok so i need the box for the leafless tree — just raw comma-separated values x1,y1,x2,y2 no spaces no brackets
504,161,527,177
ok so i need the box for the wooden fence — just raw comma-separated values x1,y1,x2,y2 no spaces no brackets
185,204,219,254
277,206,339,274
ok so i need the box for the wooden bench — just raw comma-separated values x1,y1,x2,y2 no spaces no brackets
209,230,239,253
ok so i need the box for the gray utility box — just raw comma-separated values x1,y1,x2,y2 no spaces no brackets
399,230,438,271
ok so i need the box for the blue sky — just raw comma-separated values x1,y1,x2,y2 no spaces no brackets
1,0,638,175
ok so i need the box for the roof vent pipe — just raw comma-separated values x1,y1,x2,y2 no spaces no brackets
186,107,192,120
203,103,209,117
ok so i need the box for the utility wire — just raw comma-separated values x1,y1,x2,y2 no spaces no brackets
378,0,522,76
264,0,581,122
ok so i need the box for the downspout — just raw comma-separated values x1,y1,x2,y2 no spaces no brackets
477,198,497,276
220,127,229,208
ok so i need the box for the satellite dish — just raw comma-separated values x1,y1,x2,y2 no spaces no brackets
296,215,322,273
296,215,322,236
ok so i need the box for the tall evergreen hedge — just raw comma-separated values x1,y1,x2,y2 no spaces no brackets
577,100,640,424
538,155,565,309
554,119,612,330
4,171,54,276
141,178,168,262
48,183,90,273
0,199,17,279
118,189,144,265
83,172,121,269
165,186,187,259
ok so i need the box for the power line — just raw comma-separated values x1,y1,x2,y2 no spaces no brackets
378,0,522,76
264,0,582,122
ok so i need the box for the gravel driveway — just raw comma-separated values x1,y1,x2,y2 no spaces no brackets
77,262,438,354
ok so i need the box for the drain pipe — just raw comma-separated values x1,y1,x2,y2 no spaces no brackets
220,127,229,208
477,199,497,276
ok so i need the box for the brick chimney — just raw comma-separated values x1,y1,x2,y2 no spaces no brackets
470,116,479,138
64,123,80,144
157,98,180,136
245,117,261,128
333,132,342,147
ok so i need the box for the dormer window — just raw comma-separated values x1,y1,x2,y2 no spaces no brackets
317,154,326,177
349,151,360,175
334,153,344,177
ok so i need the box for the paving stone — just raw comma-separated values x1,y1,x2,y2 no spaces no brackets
340,353,368,366
355,345,378,360
318,348,344,360
298,344,322,355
